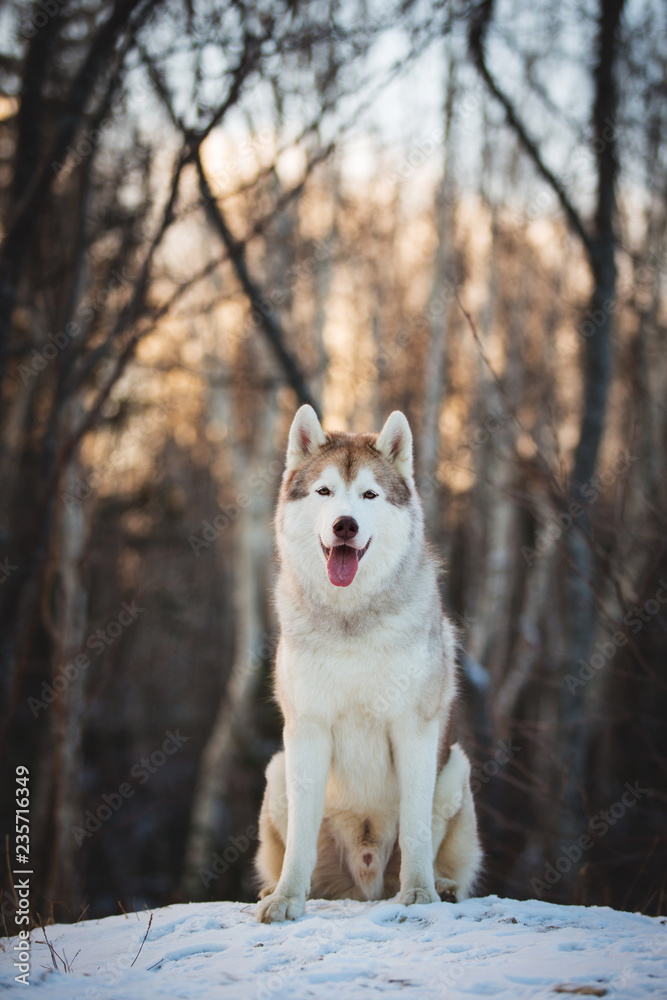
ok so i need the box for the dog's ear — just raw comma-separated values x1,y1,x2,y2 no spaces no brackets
376,411,413,479
286,405,326,471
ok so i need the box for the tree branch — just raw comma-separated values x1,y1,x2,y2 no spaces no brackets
58,147,189,466
468,0,593,258
0,0,159,400
138,39,321,414
195,151,319,414
570,0,625,490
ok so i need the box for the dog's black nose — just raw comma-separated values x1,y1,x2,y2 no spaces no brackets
333,516,358,540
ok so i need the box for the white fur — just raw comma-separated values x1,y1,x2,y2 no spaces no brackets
279,458,416,607
256,409,482,922
286,404,327,471
376,410,413,480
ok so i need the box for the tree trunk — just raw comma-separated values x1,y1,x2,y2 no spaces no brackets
180,389,278,899
557,0,625,877
468,0,626,893
417,54,457,530
43,429,91,920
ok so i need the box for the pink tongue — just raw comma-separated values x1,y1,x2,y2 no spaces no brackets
327,545,359,587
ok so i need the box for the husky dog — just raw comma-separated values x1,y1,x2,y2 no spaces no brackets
255,405,482,922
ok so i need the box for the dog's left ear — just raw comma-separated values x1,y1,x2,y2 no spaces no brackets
286,404,326,471
376,411,413,479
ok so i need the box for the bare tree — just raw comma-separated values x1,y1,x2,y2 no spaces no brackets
468,0,628,885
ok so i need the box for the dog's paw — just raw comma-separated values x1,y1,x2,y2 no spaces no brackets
435,877,459,903
397,886,440,906
256,892,305,923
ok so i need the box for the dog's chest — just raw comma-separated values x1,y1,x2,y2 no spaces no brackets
328,710,398,812
280,629,426,719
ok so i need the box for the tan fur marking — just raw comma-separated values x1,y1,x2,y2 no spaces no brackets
283,432,411,507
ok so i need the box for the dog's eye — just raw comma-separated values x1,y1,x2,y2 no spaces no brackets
363,490,378,499
316,487,331,496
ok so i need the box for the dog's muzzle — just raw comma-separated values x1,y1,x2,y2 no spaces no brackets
320,535,371,587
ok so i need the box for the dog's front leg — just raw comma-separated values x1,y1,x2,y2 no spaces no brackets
391,717,440,906
256,720,331,923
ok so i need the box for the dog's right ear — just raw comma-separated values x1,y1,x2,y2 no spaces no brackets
286,405,326,471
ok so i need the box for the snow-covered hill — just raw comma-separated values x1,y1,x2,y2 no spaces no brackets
2,895,666,998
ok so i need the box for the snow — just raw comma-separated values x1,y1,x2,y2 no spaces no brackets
2,895,666,998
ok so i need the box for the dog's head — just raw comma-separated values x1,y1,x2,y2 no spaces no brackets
276,405,423,600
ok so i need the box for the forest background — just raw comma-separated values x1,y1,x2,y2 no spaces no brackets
0,0,665,929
